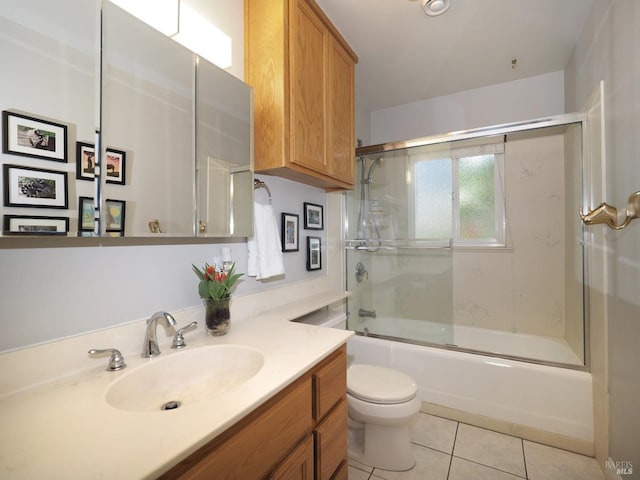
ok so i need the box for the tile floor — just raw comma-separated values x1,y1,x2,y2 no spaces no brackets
348,413,605,480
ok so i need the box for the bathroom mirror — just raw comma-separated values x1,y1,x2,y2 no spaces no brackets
195,56,253,237
102,1,195,236
0,0,253,241
0,0,98,237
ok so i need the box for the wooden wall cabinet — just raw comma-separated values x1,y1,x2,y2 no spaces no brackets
160,345,348,480
245,0,358,190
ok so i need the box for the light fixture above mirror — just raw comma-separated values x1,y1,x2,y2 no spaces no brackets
109,0,232,69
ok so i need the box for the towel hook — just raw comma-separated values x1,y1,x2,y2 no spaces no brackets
580,191,640,230
254,178,272,203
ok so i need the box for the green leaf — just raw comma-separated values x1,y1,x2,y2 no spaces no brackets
198,280,209,299
192,264,205,281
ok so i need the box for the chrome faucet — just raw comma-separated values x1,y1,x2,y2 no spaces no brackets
142,311,177,358
358,308,376,318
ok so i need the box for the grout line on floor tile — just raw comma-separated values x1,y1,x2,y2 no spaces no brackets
446,421,460,479
521,438,528,479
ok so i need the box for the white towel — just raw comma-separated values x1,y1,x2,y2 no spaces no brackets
247,202,285,280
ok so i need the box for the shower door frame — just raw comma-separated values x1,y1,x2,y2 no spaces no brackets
347,112,591,372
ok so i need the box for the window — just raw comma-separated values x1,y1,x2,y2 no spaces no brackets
412,142,505,247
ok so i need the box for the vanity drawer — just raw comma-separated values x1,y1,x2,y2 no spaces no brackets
312,346,347,421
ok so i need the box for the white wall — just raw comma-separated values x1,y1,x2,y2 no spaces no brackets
565,0,640,472
369,70,565,145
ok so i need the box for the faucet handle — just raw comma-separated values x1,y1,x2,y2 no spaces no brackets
88,348,127,371
171,321,198,349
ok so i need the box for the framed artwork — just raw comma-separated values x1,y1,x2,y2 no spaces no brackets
78,196,95,232
76,142,96,180
3,164,68,208
105,148,126,185
303,202,323,230
3,214,68,235
281,212,299,252
2,110,68,162
306,236,321,271
105,198,126,233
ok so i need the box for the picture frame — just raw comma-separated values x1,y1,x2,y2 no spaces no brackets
105,148,126,185
3,214,68,235
105,198,126,233
303,202,323,230
281,212,299,252
78,196,96,232
3,164,68,209
2,110,68,162
306,236,322,271
76,142,96,181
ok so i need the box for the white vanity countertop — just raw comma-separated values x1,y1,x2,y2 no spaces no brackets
0,292,353,479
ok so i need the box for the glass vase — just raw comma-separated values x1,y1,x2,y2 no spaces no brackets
204,296,231,336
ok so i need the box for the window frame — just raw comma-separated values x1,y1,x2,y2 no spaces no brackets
410,146,506,248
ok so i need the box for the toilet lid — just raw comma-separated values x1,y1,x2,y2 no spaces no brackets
347,364,417,404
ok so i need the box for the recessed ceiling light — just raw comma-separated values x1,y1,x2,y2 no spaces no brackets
422,0,450,16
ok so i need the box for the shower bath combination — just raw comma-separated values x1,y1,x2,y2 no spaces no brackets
346,113,588,370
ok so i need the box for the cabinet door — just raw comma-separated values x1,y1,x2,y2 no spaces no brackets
163,378,313,480
314,399,348,480
269,435,314,480
327,36,355,185
290,0,327,175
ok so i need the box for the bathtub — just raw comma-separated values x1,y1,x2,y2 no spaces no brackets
347,334,593,449
353,315,583,366
295,310,593,449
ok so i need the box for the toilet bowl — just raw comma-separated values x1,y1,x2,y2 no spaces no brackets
346,364,421,471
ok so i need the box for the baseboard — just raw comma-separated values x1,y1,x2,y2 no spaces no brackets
421,402,594,457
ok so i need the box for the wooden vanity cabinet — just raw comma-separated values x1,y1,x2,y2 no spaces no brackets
245,0,358,190
160,345,347,480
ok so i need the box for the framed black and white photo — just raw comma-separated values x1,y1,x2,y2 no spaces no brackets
281,212,299,252
76,142,96,180
3,214,68,235
78,196,95,232
303,202,323,230
105,148,126,185
2,111,68,162
105,198,126,233
3,164,68,208
306,236,321,271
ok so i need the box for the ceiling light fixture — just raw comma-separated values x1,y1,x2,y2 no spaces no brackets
422,0,450,16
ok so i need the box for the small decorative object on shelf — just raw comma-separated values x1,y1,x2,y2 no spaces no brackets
192,261,243,336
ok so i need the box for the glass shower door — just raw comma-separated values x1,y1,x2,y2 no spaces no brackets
345,148,454,346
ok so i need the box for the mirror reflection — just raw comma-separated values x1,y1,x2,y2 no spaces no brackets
102,1,195,236
196,56,253,237
0,0,253,240
0,0,98,236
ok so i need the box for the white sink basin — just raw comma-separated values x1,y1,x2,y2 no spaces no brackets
106,345,264,412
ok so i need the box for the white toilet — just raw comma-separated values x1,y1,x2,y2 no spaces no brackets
346,364,421,471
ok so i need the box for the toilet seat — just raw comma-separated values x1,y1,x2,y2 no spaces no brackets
347,364,417,404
